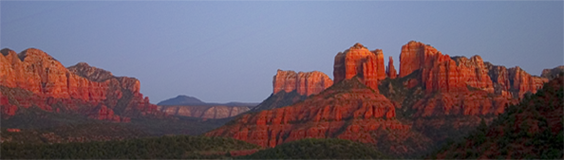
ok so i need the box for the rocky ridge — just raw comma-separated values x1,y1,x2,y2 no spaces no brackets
0,48,164,121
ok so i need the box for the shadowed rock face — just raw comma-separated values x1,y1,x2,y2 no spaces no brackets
67,62,114,82
541,65,564,79
0,48,164,121
432,76,564,159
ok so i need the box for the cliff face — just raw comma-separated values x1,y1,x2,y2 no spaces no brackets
273,69,333,96
157,105,251,119
0,48,164,121
252,70,333,112
333,43,386,91
398,41,548,99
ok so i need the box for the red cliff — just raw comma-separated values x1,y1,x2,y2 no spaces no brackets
398,41,546,98
253,69,333,112
0,48,163,120
333,43,385,91
273,69,333,96
508,66,548,98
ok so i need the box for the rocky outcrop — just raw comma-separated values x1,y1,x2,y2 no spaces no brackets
0,48,164,120
67,62,114,82
508,66,548,98
157,105,251,119
540,65,564,79
252,70,333,112
398,41,547,98
333,43,386,91
273,69,333,96
207,78,431,156
386,56,397,79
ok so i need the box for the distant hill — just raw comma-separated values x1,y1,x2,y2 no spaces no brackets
156,95,259,119
157,95,258,107
429,76,563,159
157,95,205,105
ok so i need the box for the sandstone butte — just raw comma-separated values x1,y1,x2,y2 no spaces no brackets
333,43,387,91
250,69,333,112
0,48,164,121
206,41,557,157
272,69,333,96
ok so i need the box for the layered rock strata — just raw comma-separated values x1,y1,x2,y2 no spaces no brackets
0,48,163,120
333,43,386,91
273,69,333,96
207,78,430,156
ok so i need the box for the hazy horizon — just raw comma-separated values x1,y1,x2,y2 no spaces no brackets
1,1,562,103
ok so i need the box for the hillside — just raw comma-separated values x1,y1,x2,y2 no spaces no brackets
157,95,205,105
237,138,390,159
429,76,563,159
1,135,260,159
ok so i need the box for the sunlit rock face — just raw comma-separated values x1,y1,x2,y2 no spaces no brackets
250,69,333,113
273,69,333,96
386,56,397,79
0,48,164,121
333,43,386,91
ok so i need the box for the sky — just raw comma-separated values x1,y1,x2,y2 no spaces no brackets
1,1,562,103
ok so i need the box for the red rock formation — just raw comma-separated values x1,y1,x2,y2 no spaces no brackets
399,41,441,78
254,69,334,112
386,56,397,79
333,43,385,91
206,78,430,156
373,49,387,80
485,62,512,97
508,66,548,98
272,69,333,96
0,48,164,121
397,41,546,98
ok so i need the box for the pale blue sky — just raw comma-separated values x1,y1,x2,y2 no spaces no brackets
1,1,562,103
